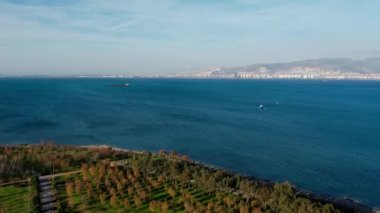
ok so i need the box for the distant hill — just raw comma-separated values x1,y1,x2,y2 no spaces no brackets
165,58,380,80
220,58,380,74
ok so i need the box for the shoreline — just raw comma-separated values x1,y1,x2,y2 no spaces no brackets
2,76,380,81
82,144,378,213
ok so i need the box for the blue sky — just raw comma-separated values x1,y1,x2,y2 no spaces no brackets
0,0,379,75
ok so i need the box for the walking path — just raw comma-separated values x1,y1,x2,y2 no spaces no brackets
38,176,57,213
36,159,128,212
38,170,81,213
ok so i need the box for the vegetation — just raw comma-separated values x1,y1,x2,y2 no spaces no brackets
0,182,35,213
0,144,342,212
53,150,338,212
0,142,128,183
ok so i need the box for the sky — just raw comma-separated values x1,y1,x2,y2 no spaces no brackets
0,0,379,76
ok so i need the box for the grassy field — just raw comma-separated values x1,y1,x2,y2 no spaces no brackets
0,182,34,213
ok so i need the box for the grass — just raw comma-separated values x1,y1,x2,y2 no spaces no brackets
0,182,33,213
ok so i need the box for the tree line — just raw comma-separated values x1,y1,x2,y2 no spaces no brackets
55,150,339,212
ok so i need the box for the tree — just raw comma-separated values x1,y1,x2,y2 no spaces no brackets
105,178,111,191
207,201,214,211
75,179,82,194
224,196,235,208
79,202,88,212
140,189,148,202
134,197,142,209
159,150,167,157
182,155,190,161
149,201,160,212
65,182,74,197
81,163,89,181
184,201,194,212
110,187,117,197
95,176,102,191
117,181,124,196
161,201,170,213
166,186,176,199
67,196,74,208
239,203,250,213
269,182,295,212
87,185,94,200
99,193,106,206
89,164,97,177
127,186,134,196
110,195,118,208
123,199,130,209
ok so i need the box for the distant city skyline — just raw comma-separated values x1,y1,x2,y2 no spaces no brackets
0,0,379,76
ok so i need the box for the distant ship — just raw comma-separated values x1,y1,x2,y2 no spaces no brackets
259,104,264,110
111,82,130,87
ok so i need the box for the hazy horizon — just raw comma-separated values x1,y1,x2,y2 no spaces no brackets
1,0,379,76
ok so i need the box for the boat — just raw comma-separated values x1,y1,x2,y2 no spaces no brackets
259,104,264,110
111,82,130,88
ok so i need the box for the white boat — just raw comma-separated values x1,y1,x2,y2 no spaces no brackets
259,104,264,110
125,83,129,87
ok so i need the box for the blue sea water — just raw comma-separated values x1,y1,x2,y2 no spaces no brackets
0,78,379,207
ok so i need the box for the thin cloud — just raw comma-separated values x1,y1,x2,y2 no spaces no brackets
0,0,379,74
109,21,136,32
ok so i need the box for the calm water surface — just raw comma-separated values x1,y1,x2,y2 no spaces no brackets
0,78,379,207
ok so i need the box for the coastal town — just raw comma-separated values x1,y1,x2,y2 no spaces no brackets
75,58,380,80
142,67,380,80
233,67,380,80
75,68,380,80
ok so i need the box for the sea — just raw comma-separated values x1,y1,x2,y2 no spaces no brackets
0,78,379,207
